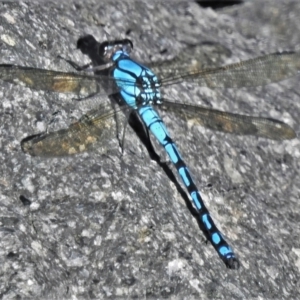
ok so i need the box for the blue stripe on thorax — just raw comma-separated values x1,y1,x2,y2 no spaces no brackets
112,54,160,108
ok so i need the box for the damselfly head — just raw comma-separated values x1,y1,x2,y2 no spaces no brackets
77,35,98,55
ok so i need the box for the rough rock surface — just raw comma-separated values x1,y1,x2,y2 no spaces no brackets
0,0,299,298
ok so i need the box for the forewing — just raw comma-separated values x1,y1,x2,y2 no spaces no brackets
0,64,136,97
158,99,296,140
158,52,300,88
148,43,231,79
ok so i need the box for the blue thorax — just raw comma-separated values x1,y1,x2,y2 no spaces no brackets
111,50,161,109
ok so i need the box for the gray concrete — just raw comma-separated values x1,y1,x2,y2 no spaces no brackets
0,0,299,298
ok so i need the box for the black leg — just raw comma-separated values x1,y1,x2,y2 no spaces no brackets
57,55,93,71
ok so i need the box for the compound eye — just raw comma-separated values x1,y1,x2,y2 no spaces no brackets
122,39,133,54
98,41,109,57
124,39,133,50
77,35,98,54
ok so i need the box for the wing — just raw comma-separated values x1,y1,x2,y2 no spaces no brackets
0,64,137,97
158,99,296,140
148,42,232,79
157,52,300,88
19,96,296,158
21,103,129,157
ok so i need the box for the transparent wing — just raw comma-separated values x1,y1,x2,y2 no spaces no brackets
157,52,300,88
20,95,296,158
158,99,296,140
0,64,137,97
2,52,299,99
148,42,231,79
21,102,130,157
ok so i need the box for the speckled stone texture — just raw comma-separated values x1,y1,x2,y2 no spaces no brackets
0,0,299,298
